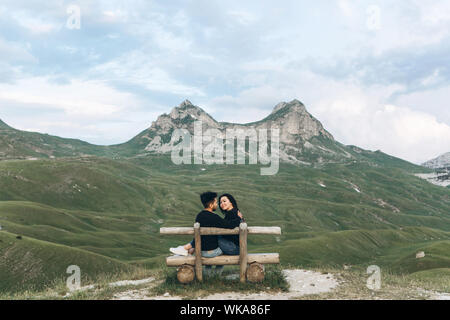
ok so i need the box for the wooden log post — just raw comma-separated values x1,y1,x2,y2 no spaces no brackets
239,222,248,283
167,253,279,266
160,226,281,236
194,222,202,282
177,265,195,284
246,263,265,283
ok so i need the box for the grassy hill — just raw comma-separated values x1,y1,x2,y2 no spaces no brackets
0,122,116,160
0,230,132,293
0,154,449,293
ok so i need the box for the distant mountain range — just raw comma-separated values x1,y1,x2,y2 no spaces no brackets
423,152,450,169
419,152,450,187
0,99,425,171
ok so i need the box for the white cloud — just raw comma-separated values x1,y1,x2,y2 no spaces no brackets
89,51,205,96
338,0,354,18
202,94,273,124
365,1,450,53
416,0,450,26
420,69,443,87
11,11,59,34
394,84,450,125
0,75,164,144
308,79,450,164
0,76,141,117
0,37,36,63
101,9,129,23
227,10,258,25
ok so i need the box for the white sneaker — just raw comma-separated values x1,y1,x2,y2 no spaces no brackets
170,246,188,256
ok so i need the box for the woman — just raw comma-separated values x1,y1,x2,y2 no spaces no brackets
216,193,244,255
169,193,244,256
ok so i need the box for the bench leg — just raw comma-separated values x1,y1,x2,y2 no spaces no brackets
177,265,195,284
239,223,248,283
194,223,202,282
246,263,265,283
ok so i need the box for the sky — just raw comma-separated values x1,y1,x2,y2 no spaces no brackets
0,0,449,164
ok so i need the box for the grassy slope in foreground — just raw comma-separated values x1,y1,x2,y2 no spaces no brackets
0,230,132,294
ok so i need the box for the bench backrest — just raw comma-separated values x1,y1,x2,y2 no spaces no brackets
160,225,281,235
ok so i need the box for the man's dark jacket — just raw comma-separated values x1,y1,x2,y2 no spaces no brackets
192,210,241,251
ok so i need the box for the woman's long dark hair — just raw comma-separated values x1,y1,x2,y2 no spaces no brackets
218,193,239,214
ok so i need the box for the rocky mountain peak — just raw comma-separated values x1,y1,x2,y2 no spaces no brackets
167,100,217,125
423,152,450,169
271,99,306,115
258,99,334,142
139,100,219,151
271,102,288,114
139,99,342,163
170,100,201,118
179,99,193,108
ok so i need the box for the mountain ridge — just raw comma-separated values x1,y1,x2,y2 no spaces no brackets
123,99,343,164
0,99,427,171
423,152,450,169
121,99,421,170
0,119,12,129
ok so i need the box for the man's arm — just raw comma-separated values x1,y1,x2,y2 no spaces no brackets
209,214,241,229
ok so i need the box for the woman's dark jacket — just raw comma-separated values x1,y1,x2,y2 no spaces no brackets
222,208,243,246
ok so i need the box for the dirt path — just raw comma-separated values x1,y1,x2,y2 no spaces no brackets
112,269,340,300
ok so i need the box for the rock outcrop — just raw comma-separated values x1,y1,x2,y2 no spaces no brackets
422,152,450,169
133,99,353,164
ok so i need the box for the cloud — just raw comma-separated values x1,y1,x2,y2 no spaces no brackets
394,84,450,125
201,70,450,164
0,37,36,63
12,12,59,34
313,95,450,165
0,0,449,161
0,75,163,144
0,76,142,117
227,10,259,25
201,93,276,124
337,0,354,18
89,50,205,97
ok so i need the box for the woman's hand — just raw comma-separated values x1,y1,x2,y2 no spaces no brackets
237,210,243,219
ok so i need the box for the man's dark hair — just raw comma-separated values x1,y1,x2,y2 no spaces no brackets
200,191,217,208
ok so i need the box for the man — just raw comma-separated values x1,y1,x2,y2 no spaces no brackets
170,191,241,275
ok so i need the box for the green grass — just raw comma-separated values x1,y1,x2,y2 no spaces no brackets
298,266,449,300
3,265,447,300
380,241,450,274
0,126,117,160
0,154,448,294
0,266,156,300
151,265,288,299
406,268,450,292
0,230,136,294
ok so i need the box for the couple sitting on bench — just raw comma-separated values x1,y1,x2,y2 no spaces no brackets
170,191,244,275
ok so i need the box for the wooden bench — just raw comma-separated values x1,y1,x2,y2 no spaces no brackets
160,222,281,283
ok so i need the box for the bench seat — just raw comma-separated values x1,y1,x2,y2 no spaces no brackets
166,253,279,267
